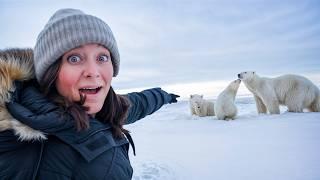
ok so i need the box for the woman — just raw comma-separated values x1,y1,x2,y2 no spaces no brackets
0,8,179,179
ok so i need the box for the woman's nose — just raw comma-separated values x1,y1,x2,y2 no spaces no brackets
83,62,100,78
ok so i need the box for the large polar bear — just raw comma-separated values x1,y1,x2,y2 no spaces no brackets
238,71,320,114
214,79,241,120
189,94,215,117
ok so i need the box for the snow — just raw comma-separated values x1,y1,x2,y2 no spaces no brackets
125,85,320,180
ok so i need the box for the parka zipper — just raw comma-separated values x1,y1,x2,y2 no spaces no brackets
32,141,44,180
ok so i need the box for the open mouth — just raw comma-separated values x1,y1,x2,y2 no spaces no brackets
79,86,102,94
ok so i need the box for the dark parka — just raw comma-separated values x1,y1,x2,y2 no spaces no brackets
0,85,176,180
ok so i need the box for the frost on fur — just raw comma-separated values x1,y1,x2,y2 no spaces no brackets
189,94,215,117
0,48,46,141
238,71,320,114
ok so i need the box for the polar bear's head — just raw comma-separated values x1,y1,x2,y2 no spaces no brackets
237,71,256,82
228,79,241,91
190,94,206,115
190,94,203,109
190,94,203,99
190,94,203,103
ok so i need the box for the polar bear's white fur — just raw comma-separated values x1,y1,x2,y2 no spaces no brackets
238,71,320,114
214,79,241,120
189,94,215,117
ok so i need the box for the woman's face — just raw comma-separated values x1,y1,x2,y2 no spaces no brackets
56,43,113,115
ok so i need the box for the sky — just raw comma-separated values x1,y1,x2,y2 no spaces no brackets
1,0,320,91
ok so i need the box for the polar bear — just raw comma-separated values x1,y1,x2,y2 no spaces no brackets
214,79,241,120
238,71,320,114
189,94,215,117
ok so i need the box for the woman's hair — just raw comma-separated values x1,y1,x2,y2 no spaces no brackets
40,58,130,138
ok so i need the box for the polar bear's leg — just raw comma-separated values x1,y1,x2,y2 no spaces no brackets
287,101,303,112
229,105,237,119
222,104,237,120
261,91,280,114
265,99,280,114
216,114,225,120
228,114,236,120
285,90,304,112
254,95,267,113
287,105,303,112
309,96,320,112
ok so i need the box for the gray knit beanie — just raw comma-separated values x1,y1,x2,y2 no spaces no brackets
34,8,120,82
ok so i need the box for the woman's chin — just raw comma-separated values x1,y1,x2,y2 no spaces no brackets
85,104,103,116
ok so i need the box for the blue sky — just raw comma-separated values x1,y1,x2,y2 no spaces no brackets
1,0,320,90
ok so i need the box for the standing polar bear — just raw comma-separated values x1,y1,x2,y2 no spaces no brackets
189,94,215,117
238,71,320,114
214,79,241,120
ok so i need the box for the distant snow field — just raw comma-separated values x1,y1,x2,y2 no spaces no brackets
127,95,320,180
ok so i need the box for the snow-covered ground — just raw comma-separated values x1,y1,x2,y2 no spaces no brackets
126,85,320,180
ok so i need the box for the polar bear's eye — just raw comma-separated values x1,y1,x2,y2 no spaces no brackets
244,72,247,74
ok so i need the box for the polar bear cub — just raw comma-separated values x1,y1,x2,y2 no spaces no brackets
189,94,215,117
238,71,320,114
214,79,241,120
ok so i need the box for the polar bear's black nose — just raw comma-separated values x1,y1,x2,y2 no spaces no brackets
237,74,241,78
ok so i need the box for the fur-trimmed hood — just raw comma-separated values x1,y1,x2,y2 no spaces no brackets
0,48,34,104
0,48,46,141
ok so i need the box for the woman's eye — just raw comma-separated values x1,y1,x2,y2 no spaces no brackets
98,55,109,62
67,55,81,63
